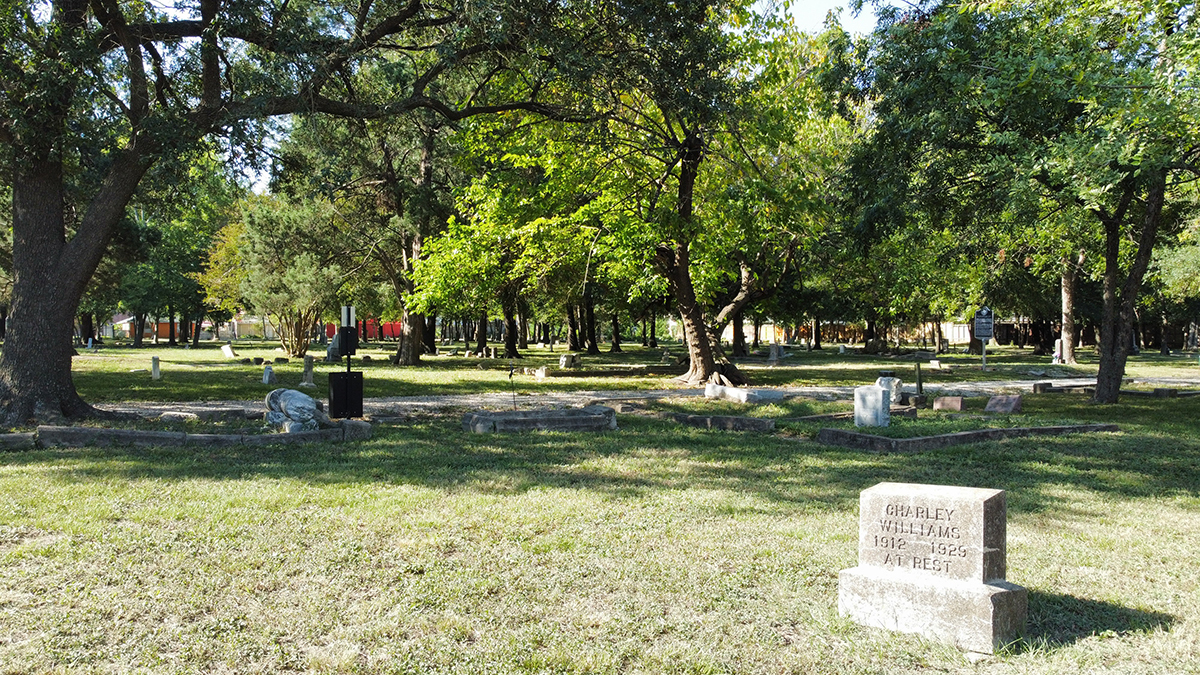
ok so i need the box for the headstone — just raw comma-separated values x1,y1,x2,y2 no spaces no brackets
151,356,161,381
839,345,846,355
1052,338,1063,364
704,383,787,404
559,354,580,369
933,396,964,412
838,482,1027,654
537,342,545,349
299,355,316,388
1032,382,1051,394
262,365,277,385
875,376,903,404
984,395,1021,413
253,357,264,365
854,385,890,427
221,343,238,359
274,357,289,364
87,337,93,350
929,359,942,370
534,366,548,380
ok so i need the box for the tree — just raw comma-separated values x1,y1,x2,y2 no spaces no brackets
852,0,1200,402
0,0,624,423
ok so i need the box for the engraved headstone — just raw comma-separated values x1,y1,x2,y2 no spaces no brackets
933,396,964,411
854,385,889,427
984,395,1022,413
839,482,1027,653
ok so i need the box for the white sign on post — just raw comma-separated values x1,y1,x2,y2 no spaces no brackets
974,307,994,369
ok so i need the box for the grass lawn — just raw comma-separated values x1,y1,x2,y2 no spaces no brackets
66,339,1200,404
2,389,1198,673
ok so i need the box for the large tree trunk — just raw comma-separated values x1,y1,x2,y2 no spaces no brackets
475,311,488,354
396,307,424,365
566,305,580,351
609,313,622,352
0,154,148,424
811,316,822,350
424,314,437,354
79,313,94,345
1094,175,1165,403
731,309,747,357
502,301,522,359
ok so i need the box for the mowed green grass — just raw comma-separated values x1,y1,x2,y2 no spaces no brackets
1,396,1199,673
68,338,1200,403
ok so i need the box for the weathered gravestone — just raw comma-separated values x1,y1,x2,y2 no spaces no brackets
855,385,890,427
984,395,1022,413
151,356,161,381
221,343,238,359
838,482,1027,654
933,396,965,412
262,365,277,385
875,373,902,404
299,355,316,388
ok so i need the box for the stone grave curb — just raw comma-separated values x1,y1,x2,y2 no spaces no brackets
463,406,618,433
666,412,776,432
14,422,373,451
815,423,1119,453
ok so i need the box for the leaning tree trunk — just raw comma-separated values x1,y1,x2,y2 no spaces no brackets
1094,174,1165,403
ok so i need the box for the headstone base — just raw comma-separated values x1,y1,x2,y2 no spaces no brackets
838,566,1026,654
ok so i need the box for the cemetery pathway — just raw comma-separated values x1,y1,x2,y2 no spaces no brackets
93,375,1200,419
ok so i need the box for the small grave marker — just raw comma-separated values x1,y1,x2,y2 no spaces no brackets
839,482,1027,653
262,365,277,385
299,355,316,388
984,395,1021,413
221,343,238,359
933,396,964,412
151,357,161,381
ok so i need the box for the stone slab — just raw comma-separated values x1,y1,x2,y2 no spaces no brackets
838,566,1026,654
221,344,238,359
933,396,964,411
341,419,373,441
240,428,344,446
37,426,187,448
463,406,618,433
984,395,1022,413
704,383,789,404
0,433,36,450
183,433,245,447
814,424,1118,453
672,414,775,432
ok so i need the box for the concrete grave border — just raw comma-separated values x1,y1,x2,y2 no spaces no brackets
665,412,776,432
0,420,372,451
815,424,1119,453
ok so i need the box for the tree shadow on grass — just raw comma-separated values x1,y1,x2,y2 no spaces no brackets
1017,589,1175,651
2,410,1199,519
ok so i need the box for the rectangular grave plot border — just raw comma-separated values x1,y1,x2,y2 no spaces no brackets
815,424,1119,453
